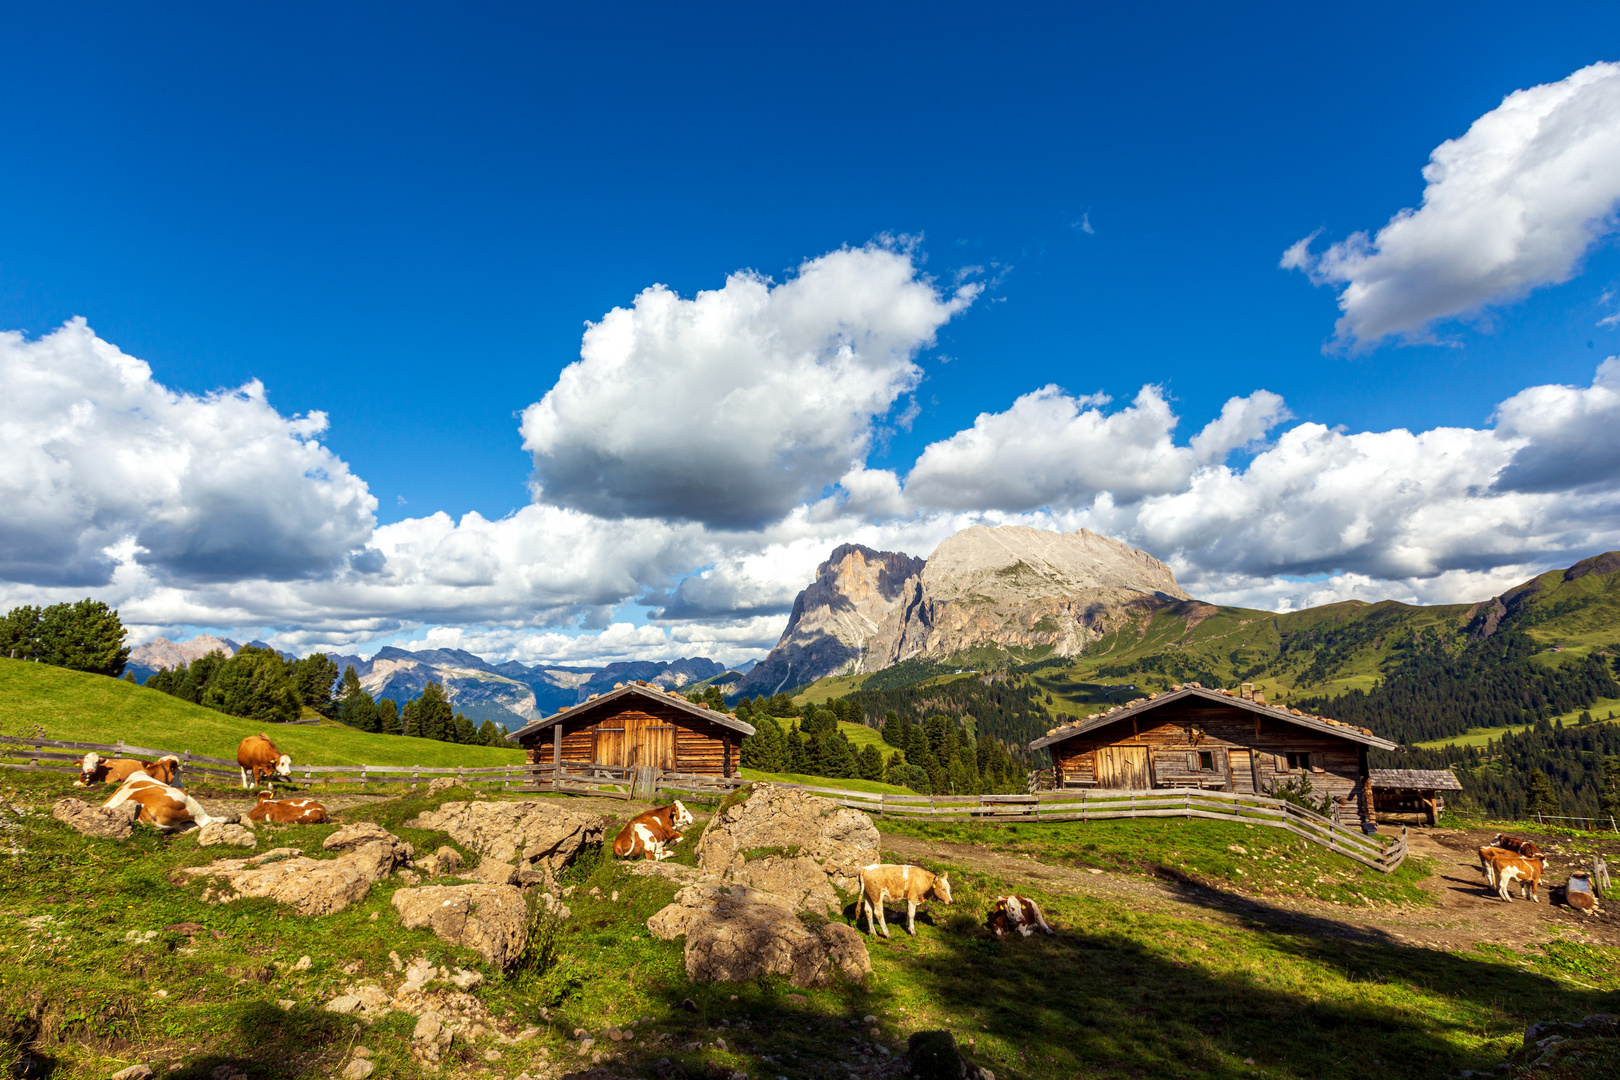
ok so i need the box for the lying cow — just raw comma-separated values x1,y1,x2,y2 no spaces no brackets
612,801,694,861
1491,833,1541,860
236,734,292,790
76,752,182,788
102,770,237,833
987,894,1055,938
1479,845,1544,902
858,863,952,938
248,791,329,824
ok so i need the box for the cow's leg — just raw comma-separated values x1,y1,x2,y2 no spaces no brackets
906,899,918,936
874,892,892,939
240,766,251,789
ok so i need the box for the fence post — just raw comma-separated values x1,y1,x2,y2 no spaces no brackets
1131,793,1137,819
1083,789,1088,823
1185,789,1191,819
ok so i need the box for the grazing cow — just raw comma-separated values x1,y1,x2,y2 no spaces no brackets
1491,833,1541,860
236,734,292,790
76,752,183,788
987,895,1055,938
858,863,952,938
1481,847,1545,902
612,801,694,861
247,791,329,824
102,770,237,833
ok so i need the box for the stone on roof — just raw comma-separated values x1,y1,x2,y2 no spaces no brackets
1368,769,1463,792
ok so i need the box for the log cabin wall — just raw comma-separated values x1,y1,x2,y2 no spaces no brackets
520,697,741,776
1048,699,1364,811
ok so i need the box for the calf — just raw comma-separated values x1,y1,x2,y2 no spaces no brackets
858,863,952,938
102,771,237,833
1491,833,1541,860
1482,847,1545,902
248,791,329,824
987,895,1055,938
76,752,183,788
612,801,694,861
236,734,292,790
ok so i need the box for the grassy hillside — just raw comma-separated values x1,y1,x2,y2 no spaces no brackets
0,658,523,767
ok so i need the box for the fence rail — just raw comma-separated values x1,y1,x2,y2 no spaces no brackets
1531,812,1620,833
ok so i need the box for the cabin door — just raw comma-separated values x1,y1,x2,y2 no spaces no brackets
1227,748,1256,794
1095,746,1151,790
594,725,626,767
646,725,677,771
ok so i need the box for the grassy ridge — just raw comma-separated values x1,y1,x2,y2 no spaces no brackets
0,658,523,767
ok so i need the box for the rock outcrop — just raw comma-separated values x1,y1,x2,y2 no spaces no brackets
404,801,604,878
391,884,529,968
648,882,869,988
738,544,925,696
695,782,879,901
742,526,1196,689
174,828,412,916
52,798,140,839
196,821,257,848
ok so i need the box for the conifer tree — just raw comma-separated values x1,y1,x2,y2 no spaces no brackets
1601,756,1620,824
882,710,904,748
377,698,403,736
201,646,299,724
293,654,341,717
1526,768,1558,817
858,743,886,781
476,719,505,746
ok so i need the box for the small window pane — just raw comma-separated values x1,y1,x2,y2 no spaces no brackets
1198,751,1214,771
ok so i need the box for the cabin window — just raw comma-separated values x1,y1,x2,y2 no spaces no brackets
1197,751,1215,772
1284,751,1310,772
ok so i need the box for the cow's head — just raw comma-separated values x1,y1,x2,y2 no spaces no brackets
275,754,292,778
150,754,183,786
75,752,101,786
932,872,953,904
254,790,276,804
670,800,694,828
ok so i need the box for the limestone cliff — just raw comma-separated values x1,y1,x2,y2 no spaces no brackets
744,526,1192,692
736,544,925,697
872,525,1190,665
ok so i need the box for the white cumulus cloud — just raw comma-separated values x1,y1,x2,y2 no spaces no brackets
0,319,377,586
1286,61,1620,347
519,243,979,529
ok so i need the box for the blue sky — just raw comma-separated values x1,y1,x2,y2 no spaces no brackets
4,3,1620,665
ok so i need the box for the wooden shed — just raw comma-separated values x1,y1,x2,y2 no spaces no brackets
508,681,755,778
1368,769,1463,826
1028,683,1398,829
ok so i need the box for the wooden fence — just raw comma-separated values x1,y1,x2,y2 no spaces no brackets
0,735,531,788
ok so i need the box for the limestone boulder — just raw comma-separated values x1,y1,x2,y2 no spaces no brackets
648,882,868,988
174,830,409,916
729,854,840,915
696,783,878,895
51,798,139,839
324,821,408,855
197,822,257,848
392,883,528,969
405,800,604,876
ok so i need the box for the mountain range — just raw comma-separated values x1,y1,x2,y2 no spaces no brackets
127,638,735,732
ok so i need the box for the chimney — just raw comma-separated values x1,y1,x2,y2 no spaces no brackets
1241,683,1254,700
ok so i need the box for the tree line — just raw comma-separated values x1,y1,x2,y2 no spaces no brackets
843,674,1051,765
1,600,130,677
734,692,1027,794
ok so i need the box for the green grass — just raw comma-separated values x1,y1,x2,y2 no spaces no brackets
4,766,1617,1080
0,658,523,768
877,815,1435,907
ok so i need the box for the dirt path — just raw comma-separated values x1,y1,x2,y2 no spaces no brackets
879,826,1619,952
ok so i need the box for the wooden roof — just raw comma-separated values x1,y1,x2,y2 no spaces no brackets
507,681,756,743
1027,684,1398,751
1368,768,1463,792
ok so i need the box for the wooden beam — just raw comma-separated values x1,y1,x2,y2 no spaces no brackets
553,724,562,771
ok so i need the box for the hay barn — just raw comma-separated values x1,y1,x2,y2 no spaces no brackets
1368,768,1463,826
509,680,755,777
1029,683,1398,829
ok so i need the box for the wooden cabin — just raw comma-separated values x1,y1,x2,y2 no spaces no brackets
1368,769,1462,826
508,681,755,777
1028,683,1398,829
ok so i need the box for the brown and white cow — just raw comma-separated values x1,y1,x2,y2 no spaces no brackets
247,791,329,824
858,863,952,938
612,801,694,861
75,753,181,788
1491,833,1542,860
236,734,292,790
101,770,237,833
987,894,1055,938
1480,846,1545,902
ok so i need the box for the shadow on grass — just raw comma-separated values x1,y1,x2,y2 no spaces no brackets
161,1002,354,1080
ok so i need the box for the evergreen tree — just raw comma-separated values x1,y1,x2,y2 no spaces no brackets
785,722,808,773
476,719,505,746
741,714,786,772
882,710,904,748
123,670,137,683
1601,756,1620,824
337,666,379,730
766,693,800,718
18,599,132,676
1526,768,1559,817
177,651,228,703
377,698,403,736
452,714,477,744
401,697,420,737
412,682,455,741
201,646,300,723
293,654,341,717
858,743,886,782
